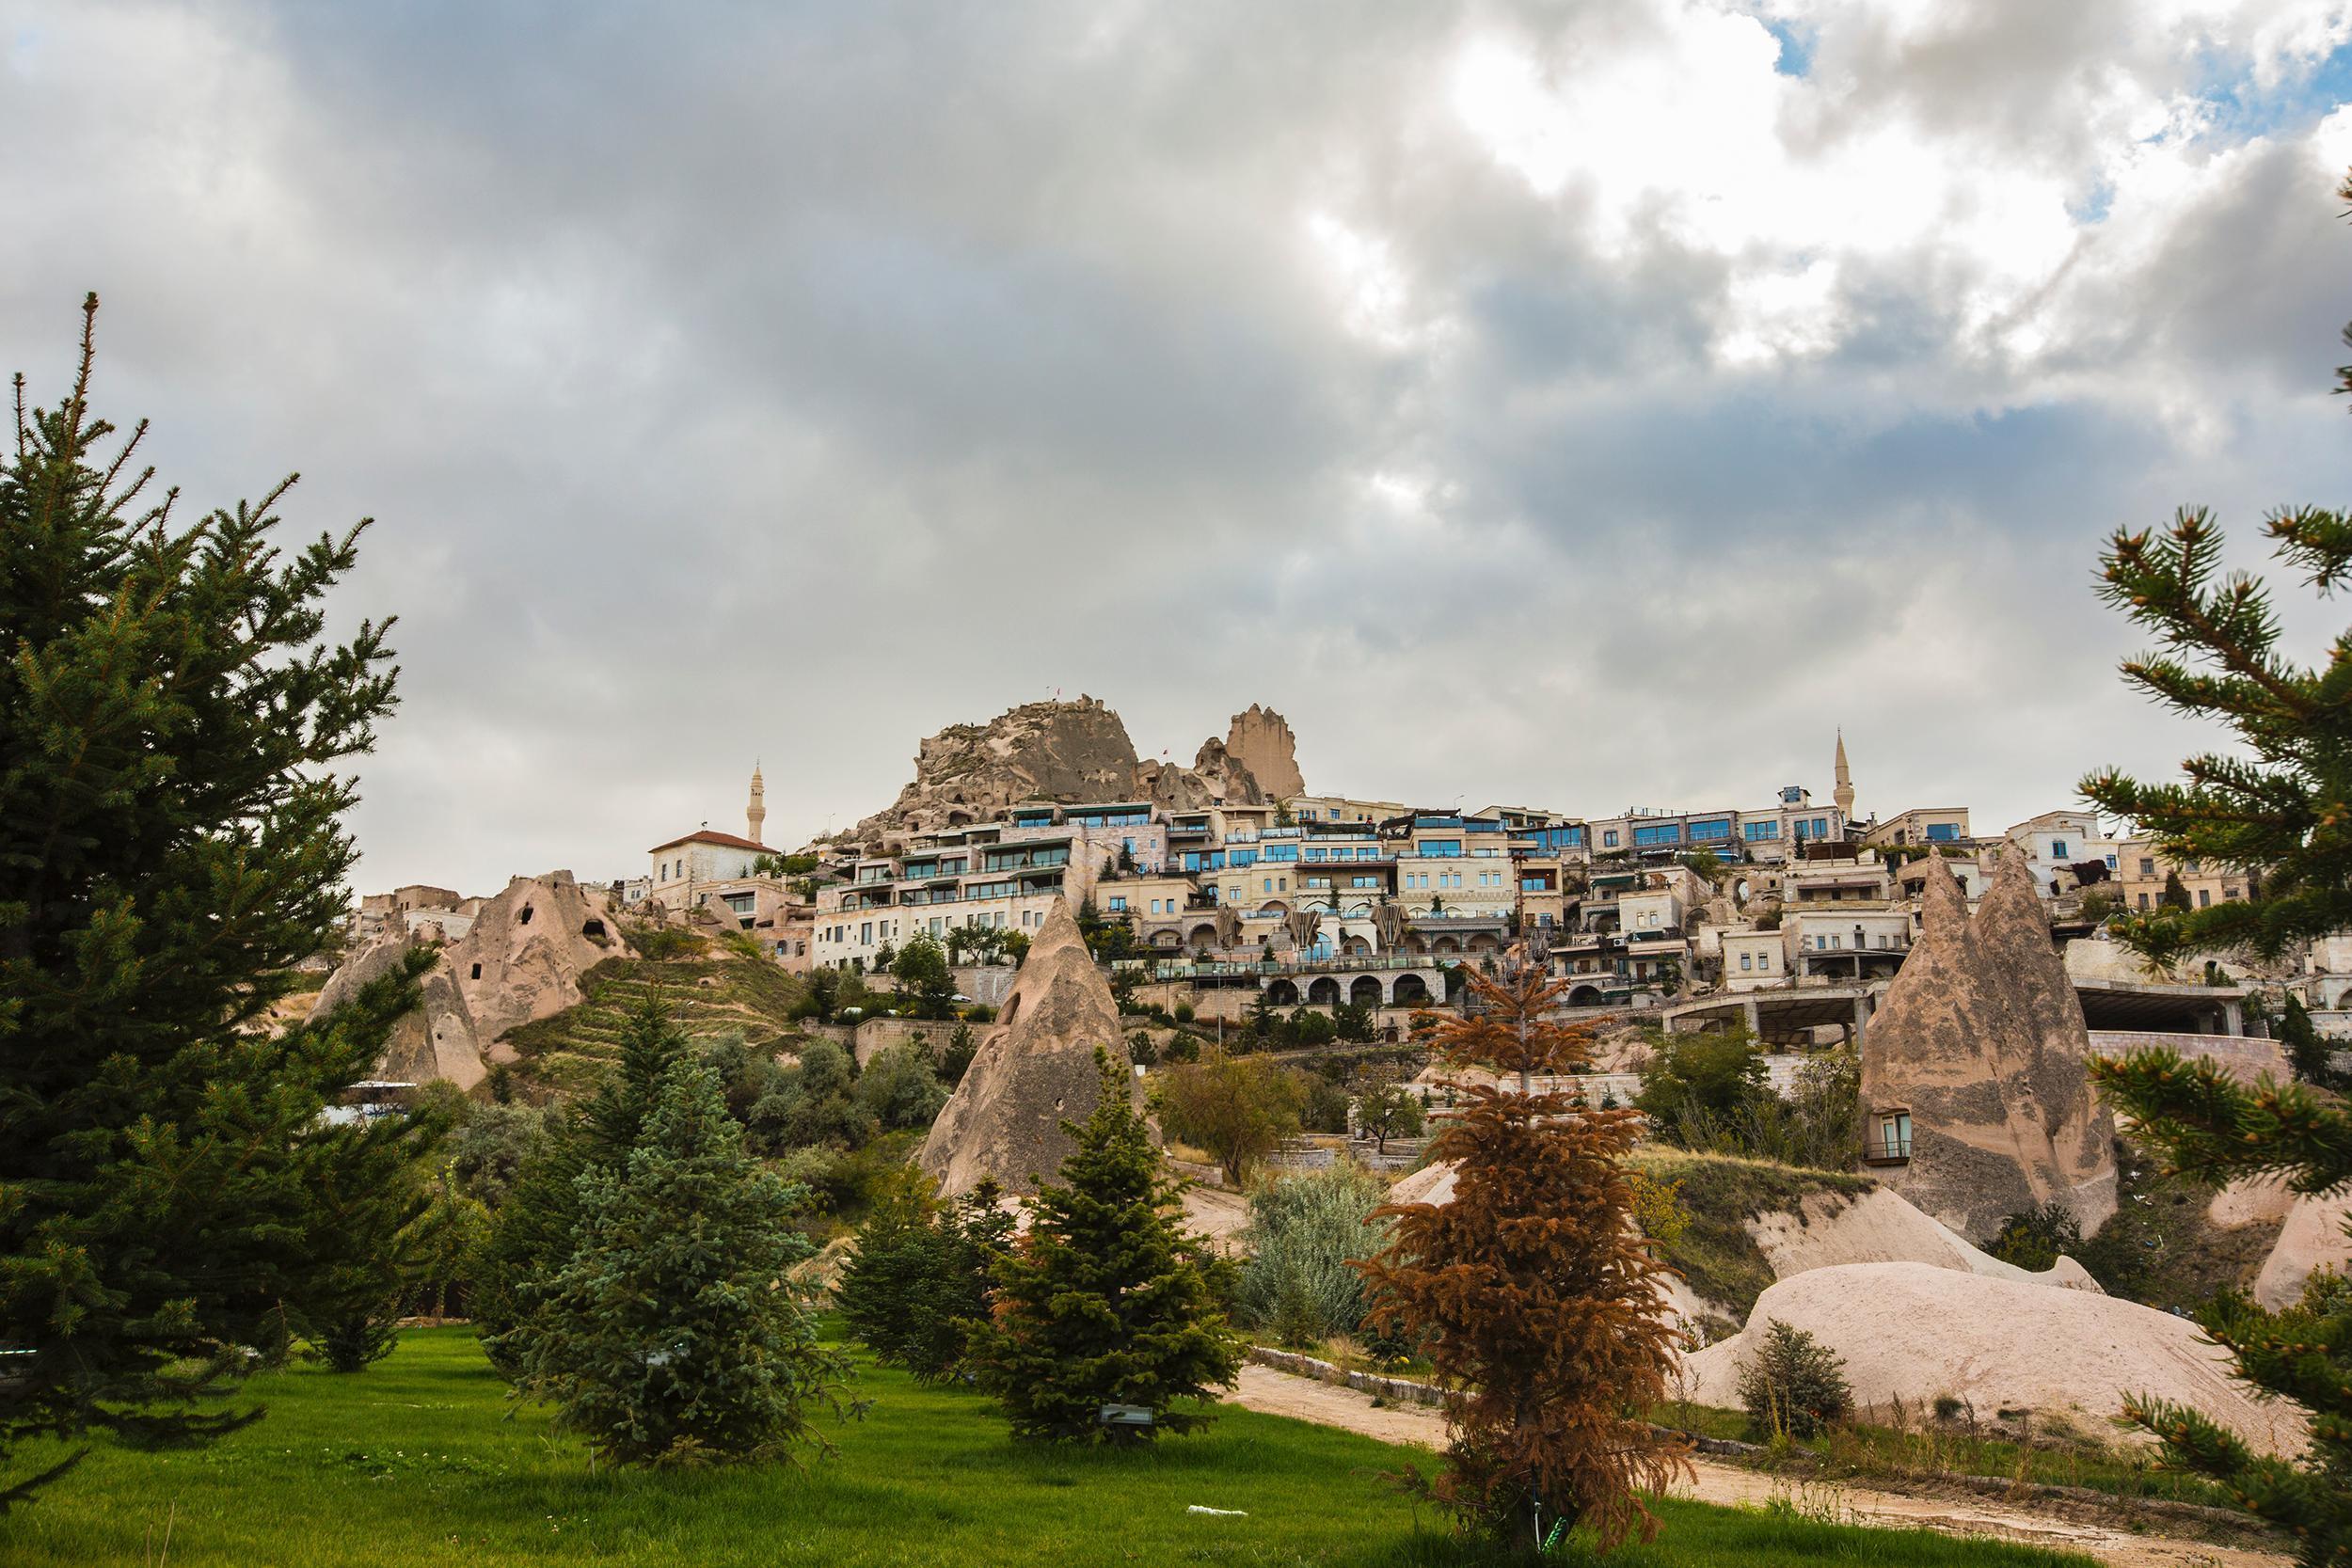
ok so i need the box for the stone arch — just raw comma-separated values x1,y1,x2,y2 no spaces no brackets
1342,933,1372,955
1349,974,1383,1007
1391,973,1431,1006
1266,978,1300,1006
945,809,975,827
1432,936,1462,956
1567,983,1604,1006
581,917,606,939
1188,922,1221,947
1257,900,1291,917
1467,933,1501,954
1307,976,1342,1006
1152,928,1183,949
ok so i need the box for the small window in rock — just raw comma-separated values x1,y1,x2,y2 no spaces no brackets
470,963,483,980
582,919,606,939
517,905,534,926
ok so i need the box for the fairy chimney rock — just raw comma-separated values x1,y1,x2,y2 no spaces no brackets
1224,705,1304,801
1858,849,2116,1241
917,897,1133,1197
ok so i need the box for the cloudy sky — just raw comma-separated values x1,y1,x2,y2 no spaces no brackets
8,1,2352,894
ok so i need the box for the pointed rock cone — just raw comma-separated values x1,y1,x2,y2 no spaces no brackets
1974,848,2118,1231
918,898,1133,1197
1861,850,2115,1241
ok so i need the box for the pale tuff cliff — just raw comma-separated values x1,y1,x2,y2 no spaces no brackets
1857,850,2116,1241
845,697,1303,847
917,898,1133,1196
314,871,628,1089
1224,703,1303,800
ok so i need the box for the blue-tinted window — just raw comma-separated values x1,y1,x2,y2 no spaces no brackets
1744,821,1780,841
1924,823,1958,843
1632,823,1682,847
1689,818,1731,843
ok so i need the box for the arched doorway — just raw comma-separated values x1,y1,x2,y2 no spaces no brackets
1266,978,1300,1006
1391,974,1430,1006
1349,974,1383,1008
1308,976,1342,1006
1567,984,1604,1006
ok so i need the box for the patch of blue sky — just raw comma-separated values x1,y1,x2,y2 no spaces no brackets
2185,38,2352,144
1757,15,1814,78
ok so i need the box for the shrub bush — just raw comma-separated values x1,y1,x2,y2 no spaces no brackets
1736,1319,1851,1440
1235,1164,1390,1348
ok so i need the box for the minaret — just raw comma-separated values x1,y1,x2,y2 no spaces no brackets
747,761,767,845
1833,731,1854,818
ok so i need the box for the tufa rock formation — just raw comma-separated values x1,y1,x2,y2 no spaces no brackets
853,697,1141,844
918,898,1133,1197
1225,704,1303,800
1688,1262,2304,1457
1857,850,2116,1241
1135,734,1263,813
315,871,628,1090
847,697,1299,847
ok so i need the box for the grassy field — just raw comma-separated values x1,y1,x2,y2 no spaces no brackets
4,1329,2099,1568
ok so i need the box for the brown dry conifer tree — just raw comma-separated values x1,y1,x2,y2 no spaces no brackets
1356,959,1690,1553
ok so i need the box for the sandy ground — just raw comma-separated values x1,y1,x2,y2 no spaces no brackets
1229,1365,2289,1568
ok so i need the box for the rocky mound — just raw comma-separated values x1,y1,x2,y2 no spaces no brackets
917,898,1133,1196
1224,704,1303,800
1858,850,2115,1241
846,696,1302,847
1688,1261,2304,1457
314,871,628,1090
1746,1187,2101,1292
2253,1188,2352,1309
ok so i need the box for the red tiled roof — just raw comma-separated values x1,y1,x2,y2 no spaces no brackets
647,829,768,854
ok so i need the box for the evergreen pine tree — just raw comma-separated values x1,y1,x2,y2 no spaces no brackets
972,1054,1242,1443
2278,994,2350,1093
838,1179,1014,1381
2081,171,2352,1563
516,1059,850,1467
475,993,688,1375
0,298,434,1506
1357,962,1691,1554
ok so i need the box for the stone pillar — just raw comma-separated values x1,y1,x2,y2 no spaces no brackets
2221,998,2244,1037
1852,992,1870,1050
1744,998,1762,1038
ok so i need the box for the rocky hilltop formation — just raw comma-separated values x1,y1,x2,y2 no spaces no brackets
918,898,1133,1196
314,871,628,1089
1224,704,1303,800
1858,850,2116,1241
847,697,1303,847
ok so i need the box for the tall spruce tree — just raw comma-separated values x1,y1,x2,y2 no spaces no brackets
972,1053,1242,1443
837,1178,1014,1381
0,297,433,1506
515,1059,850,1467
474,992,688,1375
2081,167,2352,1566
1357,962,1690,1554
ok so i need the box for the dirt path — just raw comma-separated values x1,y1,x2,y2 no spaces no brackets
1230,1365,2289,1568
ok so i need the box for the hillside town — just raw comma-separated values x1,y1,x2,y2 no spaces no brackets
14,8,2352,1566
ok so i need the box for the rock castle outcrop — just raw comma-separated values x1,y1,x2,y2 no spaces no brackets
917,897,1133,1196
1224,704,1303,800
1858,849,2116,1241
314,871,628,1089
846,697,1302,848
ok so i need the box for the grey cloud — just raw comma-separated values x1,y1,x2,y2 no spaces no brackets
2,0,2347,893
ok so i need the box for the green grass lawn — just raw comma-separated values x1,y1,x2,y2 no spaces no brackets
6,1328,2097,1568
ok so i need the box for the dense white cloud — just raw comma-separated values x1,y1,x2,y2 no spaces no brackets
1,0,2348,893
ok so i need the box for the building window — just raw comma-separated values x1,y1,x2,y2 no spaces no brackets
2199,888,2212,908
2137,893,2150,911
2049,839,2069,859
1602,830,1620,847
1872,1111,1913,1163
1925,822,1959,843
2139,858,2156,876
1740,953,1753,971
